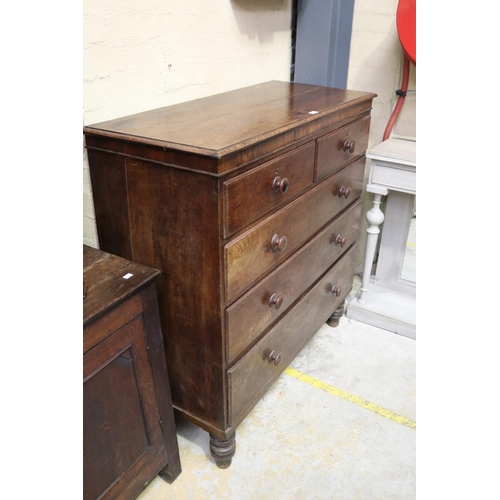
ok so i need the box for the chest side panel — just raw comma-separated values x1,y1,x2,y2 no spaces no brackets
87,146,133,260
125,160,226,427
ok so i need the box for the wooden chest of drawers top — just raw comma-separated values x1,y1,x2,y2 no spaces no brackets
84,81,376,176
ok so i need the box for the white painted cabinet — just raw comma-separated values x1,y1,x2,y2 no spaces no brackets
346,138,416,339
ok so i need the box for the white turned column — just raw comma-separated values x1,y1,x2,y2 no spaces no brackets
358,187,388,304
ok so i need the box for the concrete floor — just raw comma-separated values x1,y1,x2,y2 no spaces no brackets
137,278,416,500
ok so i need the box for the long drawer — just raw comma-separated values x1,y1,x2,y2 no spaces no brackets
225,157,364,301
227,245,356,427
225,199,361,364
223,142,315,237
316,116,370,181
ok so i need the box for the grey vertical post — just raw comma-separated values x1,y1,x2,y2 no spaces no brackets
293,0,355,89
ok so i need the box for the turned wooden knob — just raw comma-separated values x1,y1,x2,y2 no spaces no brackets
272,176,289,194
335,235,346,247
338,186,352,199
268,293,284,310
271,234,288,252
331,285,342,297
342,139,355,153
268,350,283,366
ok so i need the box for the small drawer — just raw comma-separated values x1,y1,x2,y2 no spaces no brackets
316,116,371,180
370,162,416,193
227,245,356,427
223,142,315,237
225,199,361,364
225,157,364,302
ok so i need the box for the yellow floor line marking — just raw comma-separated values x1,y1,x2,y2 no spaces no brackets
406,241,416,248
284,367,416,429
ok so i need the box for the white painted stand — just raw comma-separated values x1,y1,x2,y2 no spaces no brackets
346,138,416,339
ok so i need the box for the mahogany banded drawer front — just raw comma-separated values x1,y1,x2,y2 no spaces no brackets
316,115,371,181
225,199,362,365
223,141,315,237
228,245,357,427
225,157,365,301
84,81,376,469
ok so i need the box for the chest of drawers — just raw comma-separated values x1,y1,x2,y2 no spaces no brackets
84,81,375,468
83,245,181,499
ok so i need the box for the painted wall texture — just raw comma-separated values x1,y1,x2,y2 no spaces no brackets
83,0,293,247
347,0,416,271
83,0,416,272
348,0,416,146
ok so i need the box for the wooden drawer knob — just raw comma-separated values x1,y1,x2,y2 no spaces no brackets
334,235,346,247
271,234,288,252
272,176,290,194
331,285,342,297
268,350,283,366
268,293,284,310
342,139,355,153
338,186,352,199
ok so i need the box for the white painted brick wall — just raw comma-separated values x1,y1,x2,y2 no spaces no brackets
348,0,415,145
83,0,293,248
347,0,416,272
83,0,415,262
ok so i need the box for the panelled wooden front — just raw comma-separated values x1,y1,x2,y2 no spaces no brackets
83,316,166,500
85,82,375,451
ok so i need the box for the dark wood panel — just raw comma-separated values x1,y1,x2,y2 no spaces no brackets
138,284,183,482
84,348,149,500
87,150,133,260
225,157,365,301
226,199,362,364
83,245,159,327
83,294,142,354
83,317,167,500
228,245,356,427
124,160,227,428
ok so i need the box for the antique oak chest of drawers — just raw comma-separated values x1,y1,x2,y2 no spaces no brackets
84,81,375,468
83,245,181,499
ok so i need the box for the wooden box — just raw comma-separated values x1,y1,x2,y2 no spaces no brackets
83,245,181,499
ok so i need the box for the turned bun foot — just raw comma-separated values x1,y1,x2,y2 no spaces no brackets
209,433,236,469
327,300,345,328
